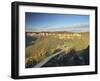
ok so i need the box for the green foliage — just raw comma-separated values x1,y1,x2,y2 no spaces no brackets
25,32,89,67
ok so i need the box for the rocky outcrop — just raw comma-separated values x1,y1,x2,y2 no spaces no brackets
42,47,89,67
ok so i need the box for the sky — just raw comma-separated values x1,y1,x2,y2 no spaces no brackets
25,12,89,32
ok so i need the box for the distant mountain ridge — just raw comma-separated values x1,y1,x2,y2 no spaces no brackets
26,31,89,33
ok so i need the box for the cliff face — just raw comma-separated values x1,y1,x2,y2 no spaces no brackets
42,47,89,67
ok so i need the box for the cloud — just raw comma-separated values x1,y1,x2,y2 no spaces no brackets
26,24,89,32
